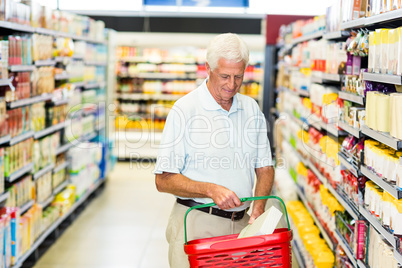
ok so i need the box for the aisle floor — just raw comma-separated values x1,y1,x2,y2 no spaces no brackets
34,162,174,268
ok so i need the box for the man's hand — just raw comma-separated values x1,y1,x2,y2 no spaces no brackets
248,201,266,224
209,184,242,210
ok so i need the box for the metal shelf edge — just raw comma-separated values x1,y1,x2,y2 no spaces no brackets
363,72,402,85
0,192,9,203
0,135,11,146
361,165,402,199
292,30,324,45
338,91,365,105
335,229,358,268
338,152,360,177
394,249,402,265
6,163,34,183
34,122,66,140
53,181,69,195
339,121,361,138
341,18,366,30
53,161,69,174
55,142,74,155
359,205,396,248
38,195,54,208
361,125,402,151
33,163,55,180
19,200,35,215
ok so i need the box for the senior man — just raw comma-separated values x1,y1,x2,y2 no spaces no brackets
154,33,274,267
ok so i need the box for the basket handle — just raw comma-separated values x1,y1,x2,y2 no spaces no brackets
184,195,291,245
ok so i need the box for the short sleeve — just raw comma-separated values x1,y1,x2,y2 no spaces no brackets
153,105,187,174
254,112,273,168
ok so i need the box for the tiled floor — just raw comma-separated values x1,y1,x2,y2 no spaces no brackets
34,162,174,268
34,162,300,268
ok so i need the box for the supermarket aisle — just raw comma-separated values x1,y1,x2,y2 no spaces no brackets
34,162,174,268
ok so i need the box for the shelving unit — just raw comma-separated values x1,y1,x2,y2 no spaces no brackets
19,200,35,215
53,161,70,174
334,229,358,268
323,31,351,40
33,163,55,181
53,180,69,196
7,94,53,109
338,91,365,105
338,152,360,177
361,125,402,151
0,11,113,268
338,121,362,138
8,65,35,72
5,163,34,183
359,205,397,248
291,30,325,45
0,135,11,146
34,122,66,140
0,192,9,204
11,179,105,268
361,165,402,199
363,72,402,85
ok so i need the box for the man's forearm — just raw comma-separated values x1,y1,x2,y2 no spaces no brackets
155,172,212,198
253,166,275,210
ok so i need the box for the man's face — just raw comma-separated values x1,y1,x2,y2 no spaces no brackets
206,58,246,102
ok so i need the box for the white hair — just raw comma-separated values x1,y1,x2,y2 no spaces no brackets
206,33,249,71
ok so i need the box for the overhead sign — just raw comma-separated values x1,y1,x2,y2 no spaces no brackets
144,0,249,7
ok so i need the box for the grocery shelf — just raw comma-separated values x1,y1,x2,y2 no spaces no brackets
119,73,197,80
53,161,70,174
328,184,360,220
0,21,35,32
38,195,54,208
394,249,402,265
338,91,365,105
9,131,35,146
51,98,69,106
84,81,106,89
0,21,106,45
365,8,402,27
291,240,305,268
296,186,335,250
363,72,402,85
19,200,35,215
334,229,358,268
323,31,351,40
8,65,35,72
55,142,74,155
118,56,197,64
361,165,402,199
54,73,71,81
7,94,53,109
116,93,186,101
341,18,367,30
359,205,397,248
291,30,324,45
338,152,360,177
361,125,402,150
12,178,105,268
339,121,362,138
0,135,11,146
85,60,107,66
312,72,342,84
54,57,71,63
34,60,56,66
53,180,69,195
357,260,369,268
319,121,346,137
5,162,34,183
34,121,66,140
0,191,9,204
33,163,55,181
71,81,86,88
0,78,12,86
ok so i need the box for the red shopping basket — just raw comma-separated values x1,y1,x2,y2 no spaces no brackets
183,196,293,268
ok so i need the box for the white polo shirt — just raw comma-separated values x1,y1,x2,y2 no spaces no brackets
154,79,273,211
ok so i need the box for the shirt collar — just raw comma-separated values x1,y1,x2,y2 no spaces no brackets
200,79,243,113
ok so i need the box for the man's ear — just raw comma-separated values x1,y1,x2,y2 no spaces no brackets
205,62,211,77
